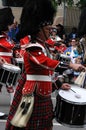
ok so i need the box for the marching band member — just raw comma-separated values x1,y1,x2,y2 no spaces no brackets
0,7,15,104
18,35,30,58
5,0,85,130
0,56,8,119
5,0,70,130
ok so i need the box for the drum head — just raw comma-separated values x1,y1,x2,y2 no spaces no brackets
2,63,21,73
0,112,5,116
59,85,86,104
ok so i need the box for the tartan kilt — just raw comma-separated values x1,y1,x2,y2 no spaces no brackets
5,72,26,130
5,73,54,130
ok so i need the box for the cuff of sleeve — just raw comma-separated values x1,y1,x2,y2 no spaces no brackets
55,79,63,89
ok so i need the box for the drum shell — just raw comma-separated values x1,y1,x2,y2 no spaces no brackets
55,93,86,128
15,58,24,74
0,63,21,87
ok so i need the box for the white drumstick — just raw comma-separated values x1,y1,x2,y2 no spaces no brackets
70,88,81,98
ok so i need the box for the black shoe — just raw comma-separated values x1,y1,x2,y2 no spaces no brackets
0,114,8,120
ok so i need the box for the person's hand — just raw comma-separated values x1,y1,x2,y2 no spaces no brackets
61,83,71,90
69,63,86,72
0,57,6,65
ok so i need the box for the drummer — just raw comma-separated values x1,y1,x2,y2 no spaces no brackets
0,7,15,104
0,57,8,119
5,0,86,130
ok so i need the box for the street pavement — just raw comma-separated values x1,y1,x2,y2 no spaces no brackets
0,86,86,130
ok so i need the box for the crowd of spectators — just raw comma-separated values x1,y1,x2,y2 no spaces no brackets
49,24,86,82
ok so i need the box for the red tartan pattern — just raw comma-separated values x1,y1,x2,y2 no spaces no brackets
25,94,53,130
5,72,26,130
5,72,54,130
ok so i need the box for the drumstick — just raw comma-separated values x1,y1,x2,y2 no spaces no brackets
70,88,81,98
70,88,76,93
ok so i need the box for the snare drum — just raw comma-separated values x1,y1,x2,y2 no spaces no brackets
0,63,21,87
15,58,24,73
55,85,86,128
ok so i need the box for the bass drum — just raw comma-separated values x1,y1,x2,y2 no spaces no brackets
55,85,86,128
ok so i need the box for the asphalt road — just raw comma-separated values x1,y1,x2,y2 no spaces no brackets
0,86,86,130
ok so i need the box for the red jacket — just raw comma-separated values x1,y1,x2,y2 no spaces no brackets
0,35,14,63
22,43,60,97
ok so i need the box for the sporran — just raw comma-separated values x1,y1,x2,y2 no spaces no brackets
11,94,34,127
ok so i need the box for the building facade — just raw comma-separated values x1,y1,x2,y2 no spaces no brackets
0,0,81,32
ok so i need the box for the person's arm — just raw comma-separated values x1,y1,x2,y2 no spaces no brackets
69,62,85,72
0,57,6,65
52,79,71,91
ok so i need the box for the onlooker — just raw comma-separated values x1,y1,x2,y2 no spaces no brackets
50,26,62,42
64,38,83,79
67,27,78,43
56,24,67,43
77,8,86,63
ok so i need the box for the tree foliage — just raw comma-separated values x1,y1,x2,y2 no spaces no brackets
53,0,86,7
76,0,86,8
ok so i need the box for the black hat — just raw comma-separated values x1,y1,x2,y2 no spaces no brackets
0,7,14,32
17,0,56,40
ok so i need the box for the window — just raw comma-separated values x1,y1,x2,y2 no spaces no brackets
2,0,27,7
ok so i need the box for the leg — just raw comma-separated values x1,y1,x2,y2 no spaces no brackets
6,84,15,105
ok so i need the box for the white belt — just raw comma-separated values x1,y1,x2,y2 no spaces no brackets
0,52,12,56
15,58,24,63
26,74,51,81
